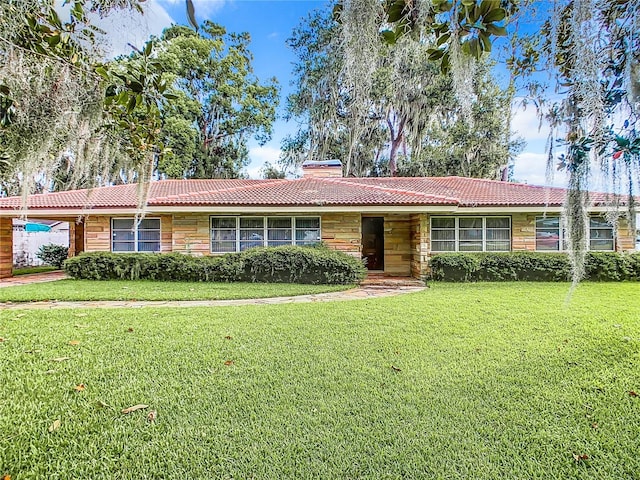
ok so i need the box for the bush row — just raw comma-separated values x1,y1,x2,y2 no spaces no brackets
64,246,367,285
429,252,640,282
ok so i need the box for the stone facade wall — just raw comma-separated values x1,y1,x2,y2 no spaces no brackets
321,213,361,257
71,210,638,281
511,213,537,251
383,214,412,276
160,216,173,253
0,217,12,278
617,218,636,252
410,214,428,278
172,214,210,255
85,216,110,252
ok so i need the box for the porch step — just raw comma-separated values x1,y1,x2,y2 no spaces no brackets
360,275,425,288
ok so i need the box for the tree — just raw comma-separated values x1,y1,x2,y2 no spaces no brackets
259,162,286,179
397,61,524,178
282,4,515,178
150,22,279,179
0,0,174,202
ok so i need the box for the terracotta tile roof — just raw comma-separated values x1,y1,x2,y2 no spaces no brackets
0,176,627,211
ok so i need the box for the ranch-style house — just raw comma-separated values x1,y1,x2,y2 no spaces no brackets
0,161,636,279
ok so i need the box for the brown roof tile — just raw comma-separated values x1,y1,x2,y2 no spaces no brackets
0,176,628,211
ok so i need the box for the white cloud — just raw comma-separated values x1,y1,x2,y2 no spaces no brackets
245,145,282,178
54,0,175,58
512,151,566,187
511,101,550,142
95,0,175,58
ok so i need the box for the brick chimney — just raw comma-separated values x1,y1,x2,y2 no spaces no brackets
301,159,343,178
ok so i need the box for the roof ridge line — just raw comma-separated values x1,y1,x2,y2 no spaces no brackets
323,177,460,204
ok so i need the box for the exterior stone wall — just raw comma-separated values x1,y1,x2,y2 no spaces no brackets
617,218,636,252
85,216,110,252
321,213,361,257
410,213,428,278
0,217,12,278
160,215,173,253
511,213,537,251
71,210,638,281
172,214,210,255
383,214,412,276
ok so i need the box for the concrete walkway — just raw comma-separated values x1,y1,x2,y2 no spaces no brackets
0,270,68,287
0,271,425,310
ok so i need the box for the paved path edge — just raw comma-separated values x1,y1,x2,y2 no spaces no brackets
0,286,425,310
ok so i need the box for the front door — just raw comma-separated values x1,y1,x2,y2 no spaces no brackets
362,217,384,271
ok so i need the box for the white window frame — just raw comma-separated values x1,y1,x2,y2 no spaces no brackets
210,216,321,253
535,216,615,252
111,217,161,253
430,216,511,253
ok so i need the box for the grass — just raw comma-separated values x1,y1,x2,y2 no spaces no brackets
1,282,639,479
0,280,352,302
11,266,57,276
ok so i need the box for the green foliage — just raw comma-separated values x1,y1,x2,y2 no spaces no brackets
147,22,279,179
283,5,514,178
12,266,57,276
374,0,512,73
429,252,640,282
0,0,173,198
64,247,366,284
35,243,69,269
241,246,366,284
259,161,286,179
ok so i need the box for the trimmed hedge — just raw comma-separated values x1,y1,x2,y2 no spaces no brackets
429,252,640,282
64,246,366,285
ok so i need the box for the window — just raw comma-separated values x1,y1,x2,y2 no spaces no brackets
535,217,562,251
295,217,321,246
590,217,614,251
535,216,614,251
430,217,511,252
211,216,321,253
211,217,236,253
111,218,160,252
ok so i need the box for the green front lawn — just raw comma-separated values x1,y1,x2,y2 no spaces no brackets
0,280,352,302
1,282,639,479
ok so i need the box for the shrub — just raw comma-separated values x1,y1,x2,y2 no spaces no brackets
429,251,640,282
584,252,632,281
241,245,366,284
428,253,480,282
36,243,69,269
64,247,366,285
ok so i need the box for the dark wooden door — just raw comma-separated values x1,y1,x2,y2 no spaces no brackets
362,217,384,270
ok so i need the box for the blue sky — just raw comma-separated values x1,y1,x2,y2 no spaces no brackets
99,0,555,185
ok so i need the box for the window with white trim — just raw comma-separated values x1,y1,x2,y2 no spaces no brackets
211,216,321,253
535,217,563,251
111,218,161,252
589,217,615,251
430,217,511,252
535,216,615,251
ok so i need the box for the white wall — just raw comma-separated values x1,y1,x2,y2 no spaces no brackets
13,230,69,267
